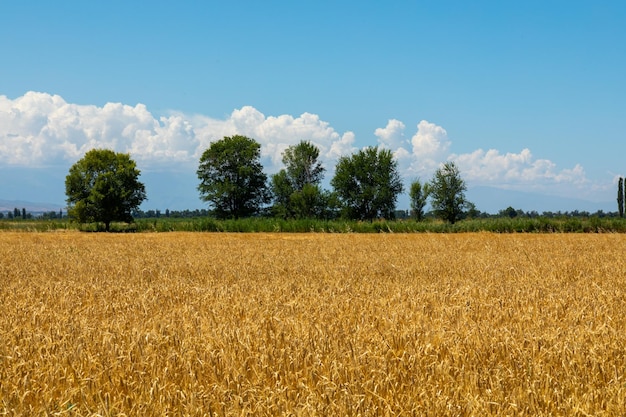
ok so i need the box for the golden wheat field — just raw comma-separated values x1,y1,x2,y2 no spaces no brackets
1,232,625,416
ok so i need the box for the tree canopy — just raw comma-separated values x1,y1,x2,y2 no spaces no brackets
428,161,468,224
65,149,146,231
331,146,403,220
282,141,325,191
409,179,429,221
271,141,328,219
197,135,270,219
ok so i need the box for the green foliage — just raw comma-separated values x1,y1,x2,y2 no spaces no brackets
331,147,404,221
132,216,626,233
409,179,429,221
65,149,146,232
197,135,270,219
4,215,626,233
270,170,293,218
618,177,624,218
282,141,325,190
271,141,328,219
428,162,468,224
289,184,328,219
500,206,519,218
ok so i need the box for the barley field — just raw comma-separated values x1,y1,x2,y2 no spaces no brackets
1,232,625,416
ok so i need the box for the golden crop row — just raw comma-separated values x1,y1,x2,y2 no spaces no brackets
1,232,625,416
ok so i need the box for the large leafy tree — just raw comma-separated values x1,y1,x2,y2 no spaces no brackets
428,161,468,224
271,141,327,218
65,149,146,231
331,146,403,220
197,135,269,218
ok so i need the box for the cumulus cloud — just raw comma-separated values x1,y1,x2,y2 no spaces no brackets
0,92,356,173
372,117,591,195
374,119,452,177
225,106,357,167
188,105,357,170
0,92,199,166
411,120,451,159
0,91,593,196
375,119,406,150
451,148,588,191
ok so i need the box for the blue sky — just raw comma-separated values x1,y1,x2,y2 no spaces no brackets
1,1,625,213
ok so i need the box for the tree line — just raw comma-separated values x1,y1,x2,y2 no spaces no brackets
0,208,64,220
197,136,472,223
63,136,472,230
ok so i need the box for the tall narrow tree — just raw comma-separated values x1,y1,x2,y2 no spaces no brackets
618,177,624,217
409,179,429,221
428,161,469,224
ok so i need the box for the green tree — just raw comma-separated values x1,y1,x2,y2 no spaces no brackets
429,161,468,224
271,141,326,219
409,179,429,221
283,141,325,190
270,169,293,218
618,177,624,218
288,183,330,219
197,135,269,219
464,201,481,219
331,146,404,221
65,149,147,231
499,206,518,218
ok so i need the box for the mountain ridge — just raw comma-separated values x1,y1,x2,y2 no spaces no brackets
465,186,614,214
0,199,65,213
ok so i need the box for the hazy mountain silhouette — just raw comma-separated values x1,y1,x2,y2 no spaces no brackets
0,199,64,213
466,186,614,214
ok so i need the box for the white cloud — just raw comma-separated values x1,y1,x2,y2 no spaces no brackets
0,92,355,173
191,105,357,170
375,119,453,178
370,118,594,197
0,91,597,199
375,119,406,150
327,131,356,161
231,107,357,167
451,148,588,191
411,120,451,160
0,92,200,166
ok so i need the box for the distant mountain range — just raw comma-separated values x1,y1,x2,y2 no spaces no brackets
0,199,65,214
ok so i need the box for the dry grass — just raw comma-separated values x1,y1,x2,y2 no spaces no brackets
1,232,625,416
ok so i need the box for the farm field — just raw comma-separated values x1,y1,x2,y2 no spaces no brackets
1,232,625,416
